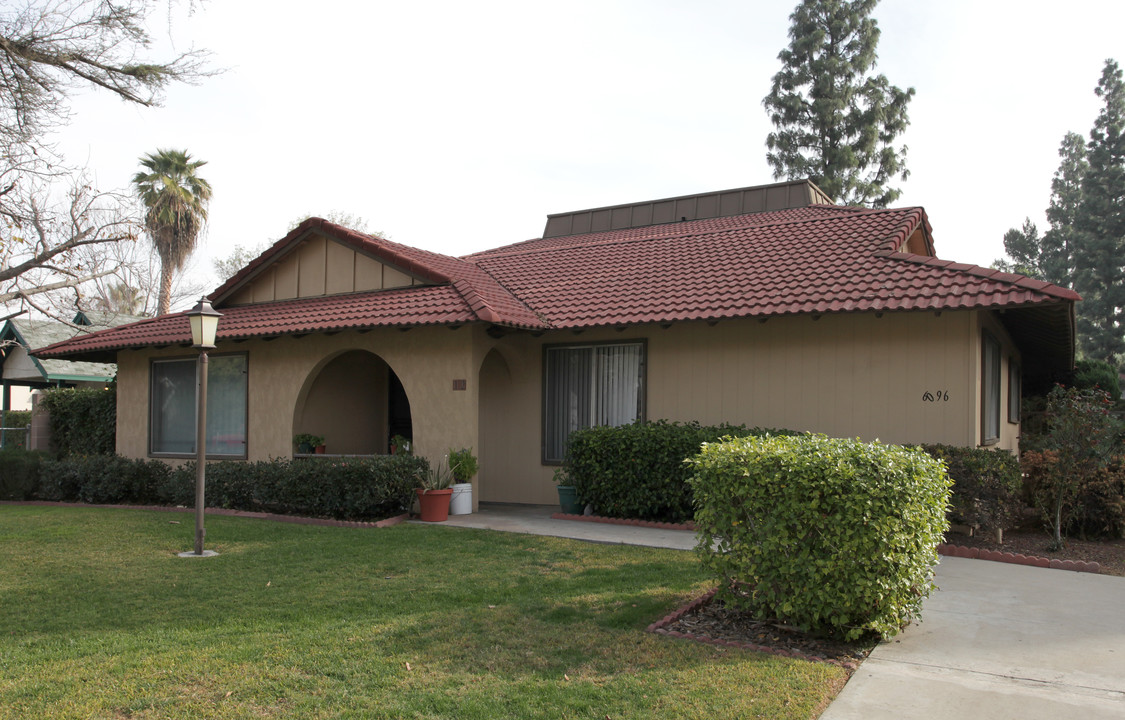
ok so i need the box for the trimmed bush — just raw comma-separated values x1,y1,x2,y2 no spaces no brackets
30,454,426,522
37,455,170,504
564,420,799,523
689,434,951,641
920,444,1022,534
1072,359,1121,399
38,386,116,457
0,448,46,499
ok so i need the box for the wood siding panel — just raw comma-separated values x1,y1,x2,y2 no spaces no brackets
251,268,275,303
383,265,413,289
297,236,327,297
355,254,384,292
274,254,299,300
325,242,356,295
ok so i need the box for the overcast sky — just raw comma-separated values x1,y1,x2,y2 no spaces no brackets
53,0,1125,303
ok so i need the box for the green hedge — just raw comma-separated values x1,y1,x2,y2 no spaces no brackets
920,444,1023,533
0,449,46,499
689,434,951,642
563,420,800,523
26,454,426,522
38,387,116,457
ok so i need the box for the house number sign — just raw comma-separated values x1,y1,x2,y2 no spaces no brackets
922,390,950,402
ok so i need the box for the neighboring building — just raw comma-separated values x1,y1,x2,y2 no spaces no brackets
35,180,1078,507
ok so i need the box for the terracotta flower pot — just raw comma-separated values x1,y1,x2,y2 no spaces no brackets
416,488,453,522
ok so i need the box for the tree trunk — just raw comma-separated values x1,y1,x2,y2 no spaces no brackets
157,258,173,316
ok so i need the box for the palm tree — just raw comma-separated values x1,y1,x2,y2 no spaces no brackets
132,149,212,315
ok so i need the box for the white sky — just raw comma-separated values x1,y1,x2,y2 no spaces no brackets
53,0,1125,303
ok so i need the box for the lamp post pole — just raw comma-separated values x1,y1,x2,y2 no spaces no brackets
194,347,209,555
180,297,222,559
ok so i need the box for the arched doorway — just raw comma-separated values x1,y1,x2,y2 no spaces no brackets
293,350,412,454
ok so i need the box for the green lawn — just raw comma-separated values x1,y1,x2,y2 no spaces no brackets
0,506,846,719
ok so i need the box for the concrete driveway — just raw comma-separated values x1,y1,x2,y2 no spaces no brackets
820,555,1125,719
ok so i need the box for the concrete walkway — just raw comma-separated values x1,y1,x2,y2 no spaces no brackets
427,504,1125,719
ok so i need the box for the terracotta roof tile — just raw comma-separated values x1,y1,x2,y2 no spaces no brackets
36,203,1079,360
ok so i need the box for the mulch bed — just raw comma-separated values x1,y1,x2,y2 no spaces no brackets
944,527,1125,577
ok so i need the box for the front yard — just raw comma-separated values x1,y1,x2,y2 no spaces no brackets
0,506,846,719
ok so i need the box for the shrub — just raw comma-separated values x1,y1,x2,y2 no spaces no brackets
1072,359,1121,399
1023,450,1125,540
920,444,1022,536
1,410,32,449
38,386,116,457
0,448,46,499
1031,385,1120,548
689,434,951,642
30,454,425,522
37,455,170,504
564,420,800,523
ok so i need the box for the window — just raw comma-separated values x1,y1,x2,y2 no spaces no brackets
1008,361,1021,424
981,332,1000,444
151,354,247,457
543,341,645,463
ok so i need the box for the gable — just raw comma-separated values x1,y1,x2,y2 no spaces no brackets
224,232,428,306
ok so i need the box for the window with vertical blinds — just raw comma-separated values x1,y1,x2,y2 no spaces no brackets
543,342,645,463
150,354,248,457
981,332,1001,444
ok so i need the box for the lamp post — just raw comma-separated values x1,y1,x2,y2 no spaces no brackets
182,297,222,558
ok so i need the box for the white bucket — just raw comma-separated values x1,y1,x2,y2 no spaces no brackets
449,482,473,515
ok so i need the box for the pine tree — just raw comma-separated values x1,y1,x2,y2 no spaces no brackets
762,0,914,208
994,133,1086,287
1073,59,1125,363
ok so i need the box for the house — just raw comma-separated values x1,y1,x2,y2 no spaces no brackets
2,311,143,448
34,180,1079,508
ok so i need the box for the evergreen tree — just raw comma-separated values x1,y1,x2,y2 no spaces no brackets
762,0,914,208
994,133,1086,286
1073,59,1125,363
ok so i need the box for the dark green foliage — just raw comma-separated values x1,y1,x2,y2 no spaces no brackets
920,444,1022,533
564,420,800,523
37,455,169,504
1072,358,1122,398
38,386,116,457
994,218,1046,280
690,434,950,641
1031,385,1120,548
762,0,914,208
0,448,45,499
1074,59,1125,362
1073,458,1125,539
29,455,425,522
1,409,31,449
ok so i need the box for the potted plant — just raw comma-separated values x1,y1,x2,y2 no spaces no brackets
416,458,454,522
390,434,412,455
294,433,325,454
554,468,582,515
447,447,478,515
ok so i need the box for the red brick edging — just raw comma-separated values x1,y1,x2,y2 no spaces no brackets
0,501,408,528
936,542,1100,574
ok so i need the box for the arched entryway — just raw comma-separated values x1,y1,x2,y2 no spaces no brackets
293,349,412,455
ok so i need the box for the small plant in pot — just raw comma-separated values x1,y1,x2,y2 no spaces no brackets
294,433,325,454
554,468,583,515
448,447,478,515
416,458,455,522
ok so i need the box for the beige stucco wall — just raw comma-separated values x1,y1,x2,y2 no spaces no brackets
115,326,482,502
475,310,1022,505
114,307,1023,509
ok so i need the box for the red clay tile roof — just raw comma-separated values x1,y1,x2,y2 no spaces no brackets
35,205,1079,360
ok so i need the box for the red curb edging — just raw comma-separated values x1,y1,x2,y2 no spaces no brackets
646,587,859,670
0,501,408,529
549,512,696,532
936,542,1100,574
